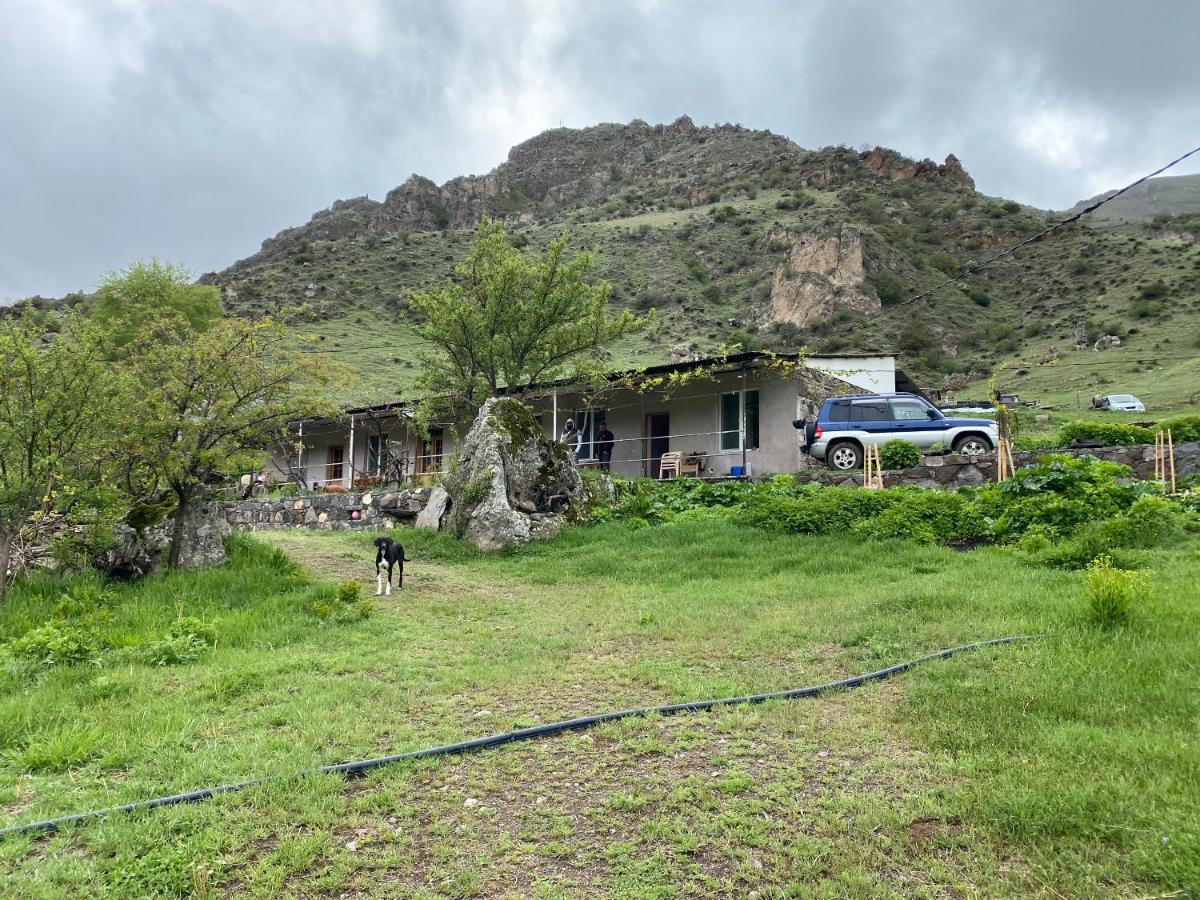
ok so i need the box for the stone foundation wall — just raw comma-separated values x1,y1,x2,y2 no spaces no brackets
796,441,1200,489
223,488,432,531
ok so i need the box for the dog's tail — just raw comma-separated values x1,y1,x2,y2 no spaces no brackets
403,555,414,562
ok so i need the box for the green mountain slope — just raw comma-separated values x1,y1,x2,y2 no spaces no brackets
202,118,1200,410
1066,174,1200,223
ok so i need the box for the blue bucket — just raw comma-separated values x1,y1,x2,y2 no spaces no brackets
730,466,746,477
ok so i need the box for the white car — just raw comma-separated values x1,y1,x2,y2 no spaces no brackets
1100,394,1146,412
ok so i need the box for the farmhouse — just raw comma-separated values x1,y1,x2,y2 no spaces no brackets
271,351,902,488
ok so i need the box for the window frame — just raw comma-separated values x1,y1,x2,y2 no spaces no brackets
888,399,931,422
571,407,607,460
366,433,390,476
718,389,760,453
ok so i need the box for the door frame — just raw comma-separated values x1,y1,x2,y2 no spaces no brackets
643,412,670,479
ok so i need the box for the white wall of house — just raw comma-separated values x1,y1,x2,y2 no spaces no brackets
527,368,813,478
806,354,895,393
271,354,881,486
268,414,458,488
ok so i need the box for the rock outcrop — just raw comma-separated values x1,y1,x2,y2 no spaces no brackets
766,224,881,326
415,485,450,530
861,147,975,190
94,502,229,579
445,398,583,552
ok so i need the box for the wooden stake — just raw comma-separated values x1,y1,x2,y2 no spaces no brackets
863,444,884,490
1154,430,1163,484
1168,429,1176,495
996,437,1014,482
1154,429,1176,494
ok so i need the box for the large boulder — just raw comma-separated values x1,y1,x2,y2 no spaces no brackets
415,484,451,530
445,398,583,551
94,502,229,579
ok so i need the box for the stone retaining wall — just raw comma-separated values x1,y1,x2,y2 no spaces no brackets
796,441,1199,489
222,442,1198,531
223,488,432,531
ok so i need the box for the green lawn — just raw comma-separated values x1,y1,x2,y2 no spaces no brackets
1,524,1197,897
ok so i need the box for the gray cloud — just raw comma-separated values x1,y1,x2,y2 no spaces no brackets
2,0,1197,300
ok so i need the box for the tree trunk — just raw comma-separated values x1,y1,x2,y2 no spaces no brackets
0,531,10,604
168,494,189,569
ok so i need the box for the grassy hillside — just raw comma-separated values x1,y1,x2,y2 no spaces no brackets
1067,173,1200,223
200,120,1200,412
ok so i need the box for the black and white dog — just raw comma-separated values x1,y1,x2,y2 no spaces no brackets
373,536,410,596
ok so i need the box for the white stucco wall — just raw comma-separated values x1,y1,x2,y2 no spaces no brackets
271,357,875,486
527,369,816,478
806,355,895,393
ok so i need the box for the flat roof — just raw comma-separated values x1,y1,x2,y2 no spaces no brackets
335,349,896,417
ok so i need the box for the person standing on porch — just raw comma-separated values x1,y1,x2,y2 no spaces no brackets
596,422,615,472
559,418,581,462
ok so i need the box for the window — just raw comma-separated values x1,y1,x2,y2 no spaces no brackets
890,399,931,421
719,390,760,451
849,400,890,423
366,434,389,475
571,408,607,459
417,429,444,474
827,401,851,423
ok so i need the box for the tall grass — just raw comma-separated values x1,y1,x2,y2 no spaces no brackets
0,523,1196,895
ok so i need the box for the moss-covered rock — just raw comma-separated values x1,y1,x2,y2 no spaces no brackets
444,397,584,551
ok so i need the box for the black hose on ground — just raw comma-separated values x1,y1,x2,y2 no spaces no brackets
0,636,1036,841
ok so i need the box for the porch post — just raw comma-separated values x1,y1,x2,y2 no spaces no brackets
552,389,558,437
346,415,355,490
297,421,304,483
740,366,748,477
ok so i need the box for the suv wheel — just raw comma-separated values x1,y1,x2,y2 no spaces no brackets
953,435,992,457
827,441,862,471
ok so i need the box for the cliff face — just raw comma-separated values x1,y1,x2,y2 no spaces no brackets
767,224,881,326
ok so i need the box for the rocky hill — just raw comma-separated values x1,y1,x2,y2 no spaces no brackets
202,118,1200,407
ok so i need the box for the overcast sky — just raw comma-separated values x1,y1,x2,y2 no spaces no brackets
2,0,1197,301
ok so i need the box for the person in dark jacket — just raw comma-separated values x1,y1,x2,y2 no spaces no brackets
596,422,615,472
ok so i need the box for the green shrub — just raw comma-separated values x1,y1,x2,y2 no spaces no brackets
312,581,373,624
880,440,922,469
1083,554,1148,628
141,634,209,667
968,286,992,307
141,616,219,667
734,486,896,536
852,491,986,544
5,622,101,672
169,616,218,645
976,454,1150,540
1058,421,1155,446
1160,415,1200,443
774,191,815,210
872,272,906,306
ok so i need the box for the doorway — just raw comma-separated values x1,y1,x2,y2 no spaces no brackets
644,413,670,478
326,445,345,485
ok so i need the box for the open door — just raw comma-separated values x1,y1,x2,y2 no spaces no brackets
643,413,670,478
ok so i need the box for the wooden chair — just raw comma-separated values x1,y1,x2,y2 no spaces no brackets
658,451,682,480
680,453,702,477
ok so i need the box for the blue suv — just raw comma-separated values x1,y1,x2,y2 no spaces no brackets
796,393,998,471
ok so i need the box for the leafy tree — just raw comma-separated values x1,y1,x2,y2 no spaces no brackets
0,313,123,601
409,218,646,416
119,318,344,567
90,260,221,348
